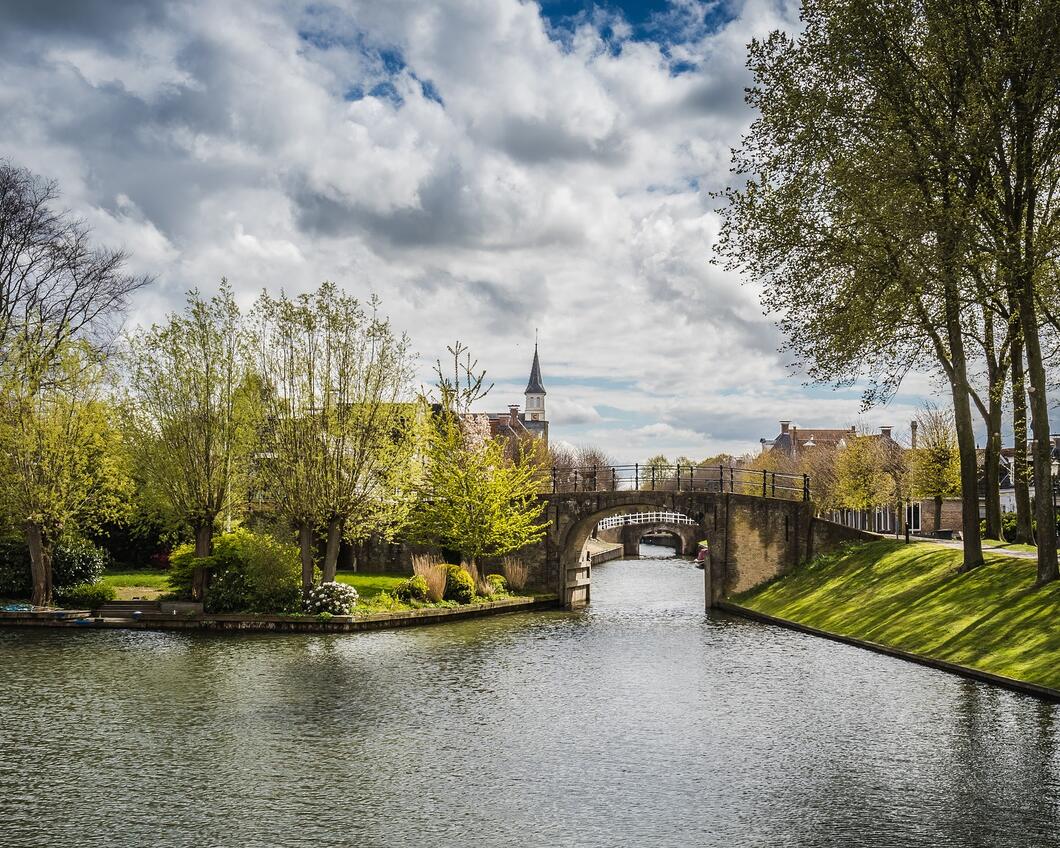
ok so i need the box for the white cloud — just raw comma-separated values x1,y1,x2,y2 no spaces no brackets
0,0,942,461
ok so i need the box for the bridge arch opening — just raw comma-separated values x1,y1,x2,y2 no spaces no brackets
562,503,713,607
638,529,682,555
593,509,702,558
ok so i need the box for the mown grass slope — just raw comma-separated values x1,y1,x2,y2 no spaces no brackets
736,540,1060,689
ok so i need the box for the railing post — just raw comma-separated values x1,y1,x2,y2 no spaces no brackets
729,466,734,493
718,464,723,494
574,468,579,492
612,467,617,491
635,463,639,490
771,472,776,498
652,465,656,491
552,467,557,494
803,474,810,502
762,469,767,497
593,464,598,492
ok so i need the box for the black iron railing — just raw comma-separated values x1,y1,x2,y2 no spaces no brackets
547,464,810,501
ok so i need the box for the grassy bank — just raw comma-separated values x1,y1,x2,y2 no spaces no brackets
735,540,1060,690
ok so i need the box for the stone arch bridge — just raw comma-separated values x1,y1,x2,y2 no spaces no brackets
508,465,871,609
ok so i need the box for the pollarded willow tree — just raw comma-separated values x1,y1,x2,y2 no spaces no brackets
409,342,548,569
0,340,131,605
250,283,420,590
124,283,253,598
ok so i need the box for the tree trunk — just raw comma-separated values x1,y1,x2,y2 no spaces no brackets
321,517,343,583
942,270,984,572
298,523,315,593
983,398,1004,541
191,520,214,602
26,523,53,607
1020,289,1059,584
933,496,943,535
1011,335,1034,544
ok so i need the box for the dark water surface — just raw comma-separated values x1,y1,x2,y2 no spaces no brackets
3,545,1060,847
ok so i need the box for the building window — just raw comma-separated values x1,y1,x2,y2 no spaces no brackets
906,502,921,532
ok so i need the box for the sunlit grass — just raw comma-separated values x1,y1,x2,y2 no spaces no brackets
100,569,172,600
981,538,1038,554
736,540,1060,689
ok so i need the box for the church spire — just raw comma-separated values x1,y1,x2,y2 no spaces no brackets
525,344,546,395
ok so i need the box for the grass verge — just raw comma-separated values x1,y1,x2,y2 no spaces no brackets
735,540,1060,690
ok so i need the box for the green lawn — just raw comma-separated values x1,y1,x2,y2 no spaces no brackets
736,540,1060,690
981,538,1038,554
100,569,172,600
334,572,408,599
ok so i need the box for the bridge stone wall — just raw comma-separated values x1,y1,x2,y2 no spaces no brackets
524,491,874,609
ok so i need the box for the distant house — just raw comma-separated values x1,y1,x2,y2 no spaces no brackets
759,419,942,535
483,344,549,449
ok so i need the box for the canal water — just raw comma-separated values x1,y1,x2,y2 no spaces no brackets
3,545,1060,847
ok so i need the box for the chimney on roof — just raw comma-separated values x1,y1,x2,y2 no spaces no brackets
780,420,790,434
881,425,893,439
910,420,918,449
850,425,857,434
508,404,520,426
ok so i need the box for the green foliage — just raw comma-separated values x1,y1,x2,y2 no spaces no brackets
250,283,420,581
410,410,548,562
0,340,132,604
56,582,116,609
168,528,301,612
443,565,475,604
394,574,430,603
0,537,109,598
123,282,255,549
53,539,110,588
486,573,508,593
910,407,962,502
835,435,891,510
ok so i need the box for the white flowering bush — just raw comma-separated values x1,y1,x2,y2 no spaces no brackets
304,581,359,615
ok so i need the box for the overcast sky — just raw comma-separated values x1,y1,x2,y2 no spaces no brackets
0,0,933,460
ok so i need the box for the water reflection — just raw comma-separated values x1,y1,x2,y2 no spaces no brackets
2,550,1059,847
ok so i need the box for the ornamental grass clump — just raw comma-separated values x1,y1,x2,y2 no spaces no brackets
412,553,446,602
304,581,359,615
501,556,529,593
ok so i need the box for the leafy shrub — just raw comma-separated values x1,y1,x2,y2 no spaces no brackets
304,581,358,615
0,537,109,599
168,529,301,613
365,590,401,611
204,568,252,613
443,565,475,604
486,574,508,594
56,582,116,610
395,574,431,603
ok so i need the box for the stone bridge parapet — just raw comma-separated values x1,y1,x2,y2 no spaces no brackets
505,491,875,609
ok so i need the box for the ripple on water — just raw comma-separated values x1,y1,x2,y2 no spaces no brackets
2,553,1060,847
